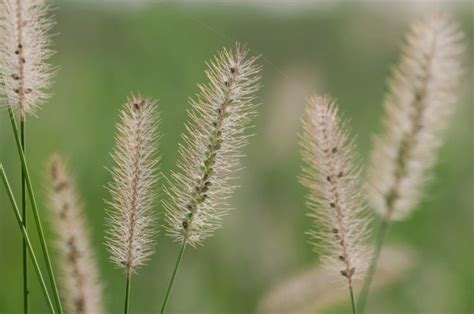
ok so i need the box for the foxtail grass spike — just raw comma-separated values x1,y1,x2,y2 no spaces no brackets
48,155,104,314
106,95,159,273
301,95,372,284
0,0,55,119
164,44,262,248
368,13,465,221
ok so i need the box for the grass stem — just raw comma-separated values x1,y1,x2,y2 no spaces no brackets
349,284,357,314
8,108,63,314
358,218,390,313
0,165,55,313
124,272,131,314
160,242,186,314
21,119,29,314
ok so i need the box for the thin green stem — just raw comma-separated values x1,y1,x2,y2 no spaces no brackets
8,108,63,314
21,119,29,314
124,272,131,314
0,165,55,313
160,242,186,314
358,218,390,313
349,284,357,314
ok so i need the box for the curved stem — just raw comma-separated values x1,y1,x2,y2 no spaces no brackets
358,218,390,313
8,108,63,313
349,284,357,314
21,120,29,314
0,165,55,313
160,242,186,314
124,272,131,314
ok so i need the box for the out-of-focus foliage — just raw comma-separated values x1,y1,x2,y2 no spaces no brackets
0,2,472,313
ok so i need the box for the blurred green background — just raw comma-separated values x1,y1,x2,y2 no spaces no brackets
0,1,472,313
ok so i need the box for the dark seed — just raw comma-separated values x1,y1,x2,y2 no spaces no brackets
60,204,69,219
55,181,69,192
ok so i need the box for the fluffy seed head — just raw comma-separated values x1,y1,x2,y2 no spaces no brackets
47,154,103,314
368,13,465,221
164,44,262,247
106,95,159,273
0,0,55,119
300,95,371,285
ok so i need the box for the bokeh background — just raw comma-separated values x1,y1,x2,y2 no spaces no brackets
0,0,472,313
